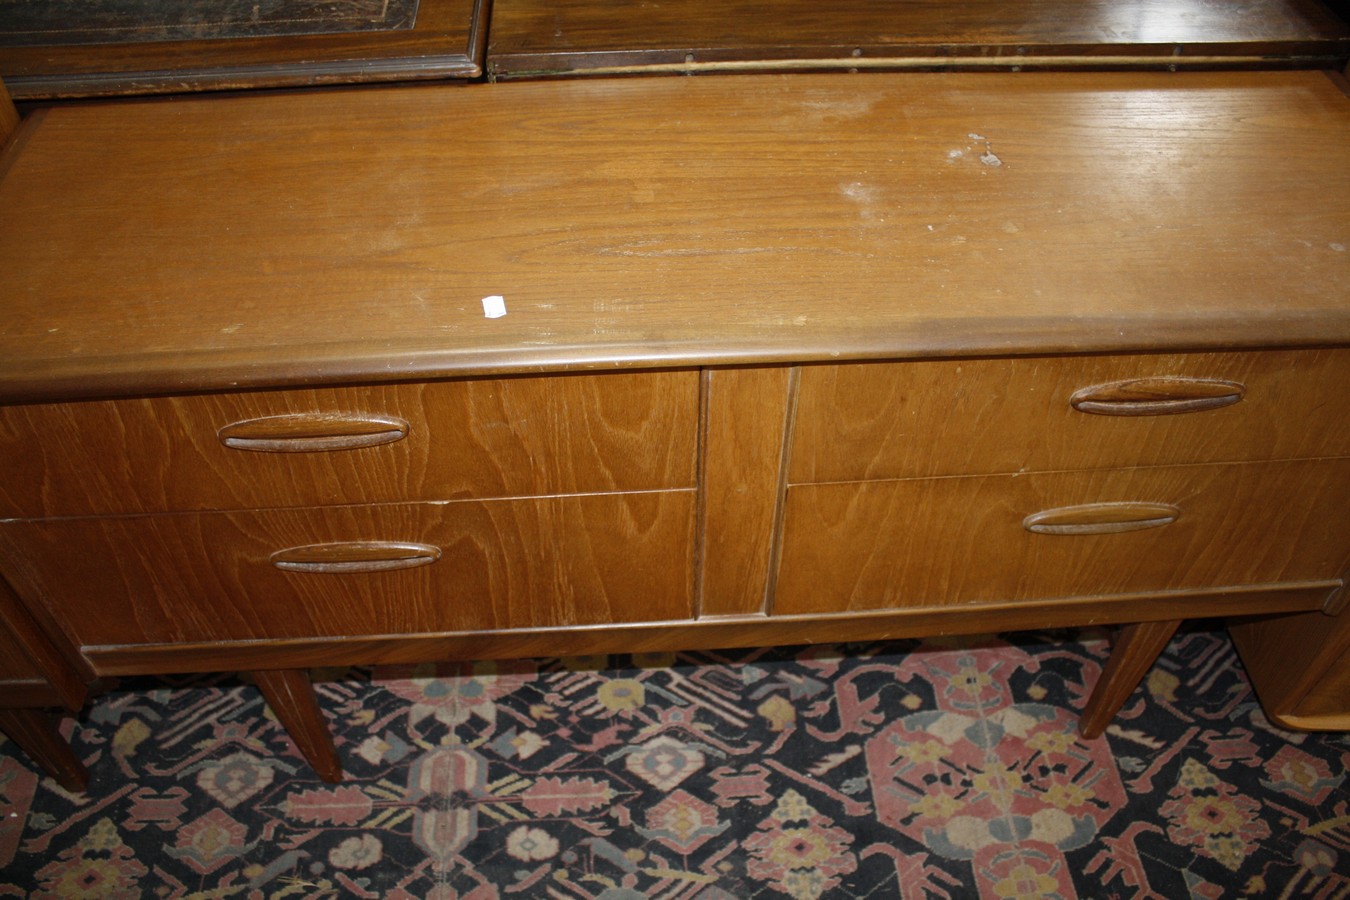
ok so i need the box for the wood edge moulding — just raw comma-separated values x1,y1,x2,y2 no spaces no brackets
489,51,1350,80
12,328,1350,410
80,580,1340,676
1265,712,1350,731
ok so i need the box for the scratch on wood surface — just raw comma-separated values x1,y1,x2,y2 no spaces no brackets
598,241,786,258
801,92,877,121
840,181,880,205
840,181,886,224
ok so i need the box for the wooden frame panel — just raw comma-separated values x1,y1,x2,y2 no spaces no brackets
0,0,487,98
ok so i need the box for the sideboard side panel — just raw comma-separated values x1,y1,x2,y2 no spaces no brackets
0,575,86,708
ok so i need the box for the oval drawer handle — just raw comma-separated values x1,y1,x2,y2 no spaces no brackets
219,413,409,452
1023,502,1180,535
270,541,441,574
1070,377,1245,416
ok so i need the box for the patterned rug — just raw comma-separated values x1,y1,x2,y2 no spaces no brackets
1,625,1348,898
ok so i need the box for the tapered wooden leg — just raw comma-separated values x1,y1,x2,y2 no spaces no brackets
1079,619,1183,739
0,708,88,792
1,79,20,146
253,669,343,783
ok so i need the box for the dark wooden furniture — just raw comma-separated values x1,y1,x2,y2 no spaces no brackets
0,577,88,792
0,0,487,99
2,70,1348,783
487,0,1350,80
0,81,88,790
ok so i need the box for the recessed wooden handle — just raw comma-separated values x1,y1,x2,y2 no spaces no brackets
270,541,441,573
1023,502,1180,535
1070,377,1245,416
219,413,409,452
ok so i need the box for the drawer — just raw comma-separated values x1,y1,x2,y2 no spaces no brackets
0,371,699,518
0,492,696,646
774,459,1350,615
790,350,1350,484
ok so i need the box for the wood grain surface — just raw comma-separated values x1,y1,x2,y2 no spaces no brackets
790,349,1350,482
488,0,1350,77
2,71,1349,403
0,371,698,518
0,492,696,646
775,459,1350,613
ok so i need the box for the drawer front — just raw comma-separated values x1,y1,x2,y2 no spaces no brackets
775,459,1350,615
0,492,695,646
0,371,699,518
790,349,1350,484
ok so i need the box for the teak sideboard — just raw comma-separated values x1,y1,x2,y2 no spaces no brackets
1,69,1348,784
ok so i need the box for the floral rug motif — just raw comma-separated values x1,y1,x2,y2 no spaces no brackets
1,626,1348,898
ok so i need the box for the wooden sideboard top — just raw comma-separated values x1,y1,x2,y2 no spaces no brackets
1,70,1349,403
0,0,487,100
487,0,1350,78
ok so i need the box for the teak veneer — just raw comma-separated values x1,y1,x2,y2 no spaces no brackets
1,70,1349,783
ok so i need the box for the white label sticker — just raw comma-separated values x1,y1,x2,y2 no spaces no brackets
482,295,507,319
